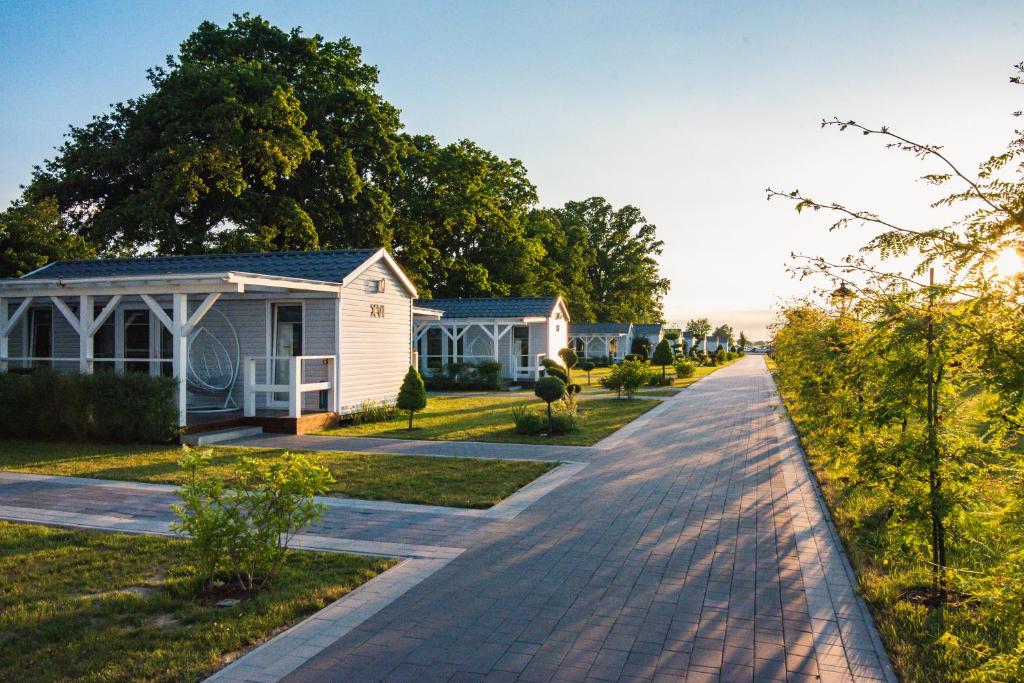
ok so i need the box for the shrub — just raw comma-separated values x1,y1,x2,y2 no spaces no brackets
473,361,503,390
566,383,581,395
540,358,569,383
511,405,545,435
350,400,396,425
396,366,427,430
674,360,696,378
624,353,645,362
171,447,333,592
423,361,502,391
557,348,578,380
0,368,177,442
651,339,675,379
535,375,566,423
547,411,579,435
578,361,596,385
630,338,651,359
601,359,650,399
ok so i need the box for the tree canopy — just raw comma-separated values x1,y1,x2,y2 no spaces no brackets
1,14,670,320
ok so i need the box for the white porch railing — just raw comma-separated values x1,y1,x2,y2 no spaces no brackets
243,355,336,418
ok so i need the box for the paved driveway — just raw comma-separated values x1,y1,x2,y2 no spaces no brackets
284,356,893,682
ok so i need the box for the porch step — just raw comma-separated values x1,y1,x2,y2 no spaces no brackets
182,426,264,447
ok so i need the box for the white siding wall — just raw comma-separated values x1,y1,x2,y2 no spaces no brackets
339,261,413,413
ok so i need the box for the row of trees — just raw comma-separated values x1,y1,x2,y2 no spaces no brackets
0,14,668,322
770,64,1024,679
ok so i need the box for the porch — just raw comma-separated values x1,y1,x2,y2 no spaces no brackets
413,319,548,381
0,271,344,433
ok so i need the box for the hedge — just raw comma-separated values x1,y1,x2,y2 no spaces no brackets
0,369,179,442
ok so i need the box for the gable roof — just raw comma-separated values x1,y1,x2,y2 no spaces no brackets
21,249,382,284
633,323,663,335
569,322,633,335
414,296,561,319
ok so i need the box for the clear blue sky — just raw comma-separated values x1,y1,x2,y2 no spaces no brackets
2,1,1022,337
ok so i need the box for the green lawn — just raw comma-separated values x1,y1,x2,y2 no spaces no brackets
575,360,733,394
318,394,656,446
0,441,556,509
0,521,394,682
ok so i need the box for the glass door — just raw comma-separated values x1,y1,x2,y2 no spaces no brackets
512,326,529,377
124,310,150,373
271,304,302,405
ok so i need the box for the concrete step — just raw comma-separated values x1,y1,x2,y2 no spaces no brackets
182,426,263,447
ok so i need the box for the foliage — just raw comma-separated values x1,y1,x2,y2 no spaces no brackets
0,197,95,278
540,357,569,383
1,14,669,319
685,318,711,340
674,359,696,378
651,339,675,378
396,366,427,429
349,400,397,425
578,360,596,385
599,359,650,398
424,361,502,391
738,331,749,350
630,336,651,358
534,375,566,424
510,405,547,435
0,369,177,442
767,64,1024,679
172,448,333,592
0,520,393,682
557,347,578,380
712,324,734,346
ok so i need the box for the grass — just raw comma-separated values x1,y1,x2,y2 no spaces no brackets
318,394,656,446
0,441,556,509
575,359,735,394
768,357,1024,682
0,520,395,682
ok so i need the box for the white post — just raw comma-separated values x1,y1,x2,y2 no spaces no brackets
326,357,336,413
79,294,94,373
243,357,256,417
288,356,301,418
171,293,188,429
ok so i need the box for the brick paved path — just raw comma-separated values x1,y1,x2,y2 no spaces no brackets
284,356,894,682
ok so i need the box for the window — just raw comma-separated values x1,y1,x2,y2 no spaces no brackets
93,304,115,372
425,328,443,370
28,308,52,367
124,310,150,373
608,337,618,356
513,326,529,369
573,338,584,355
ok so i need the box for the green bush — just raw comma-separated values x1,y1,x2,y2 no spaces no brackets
350,400,397,425
473,361,503,390
600,359,650,398
540,358,569,383
424,361,503,391
171,447,333,592
674,360,696,378
511,405,545,435
0,368,178,442
396,366,427,430
547,411,579,435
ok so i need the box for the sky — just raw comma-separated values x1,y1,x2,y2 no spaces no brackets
1,1,1022,339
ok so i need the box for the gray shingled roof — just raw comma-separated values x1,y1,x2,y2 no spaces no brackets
414,297,559,319
569,322,633,335
21,249,380,283
633,323,663,335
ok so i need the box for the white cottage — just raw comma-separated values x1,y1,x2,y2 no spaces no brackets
412,297,570,381
568,322,634,362
0,248,419,434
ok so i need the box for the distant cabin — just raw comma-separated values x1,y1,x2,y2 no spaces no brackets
568,322,634,362
412,296,570,381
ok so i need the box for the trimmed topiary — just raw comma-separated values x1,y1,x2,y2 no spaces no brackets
396,365,427,430
535,375,566,425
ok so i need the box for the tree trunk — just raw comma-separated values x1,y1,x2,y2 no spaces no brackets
408,410,414,430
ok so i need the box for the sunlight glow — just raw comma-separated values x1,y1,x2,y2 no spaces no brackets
992,246,1024,277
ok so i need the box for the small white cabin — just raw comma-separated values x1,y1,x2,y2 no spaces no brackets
568,323,634,362
0,248,419,434
412,296,570,381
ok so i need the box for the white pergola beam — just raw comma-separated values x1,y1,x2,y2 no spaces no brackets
171,293,188,428
49,296,83,335
140,295,175,333
0,296,34,338
183,292,221,336
88,295,122,335
79,294,93,373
